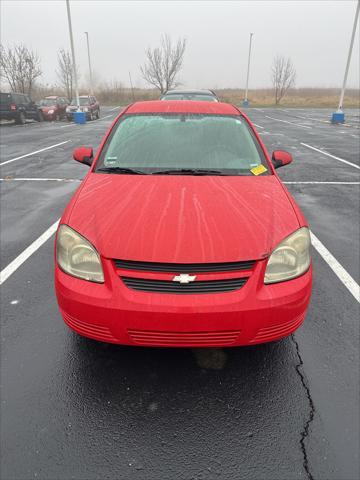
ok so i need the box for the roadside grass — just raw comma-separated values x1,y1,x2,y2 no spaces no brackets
30,85,359,108
217,88,359,108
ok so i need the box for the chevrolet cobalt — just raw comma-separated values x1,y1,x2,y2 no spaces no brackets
55,101,312,347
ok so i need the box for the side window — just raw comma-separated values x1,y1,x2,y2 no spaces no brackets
25,96,31,104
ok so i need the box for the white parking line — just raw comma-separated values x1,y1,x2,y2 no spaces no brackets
265,115,312,129
310,232,360,303
108,106,121,111
301,143,360,170
284,181,360,185
252,123,264,129
99,114,114,120
60,123,77,128
1,179,358,185
0,178,81,182
0,220,59,285
1,218,359,307
0,141,70,167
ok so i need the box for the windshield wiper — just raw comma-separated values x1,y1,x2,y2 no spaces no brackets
153,168,226,176
97,167,146,175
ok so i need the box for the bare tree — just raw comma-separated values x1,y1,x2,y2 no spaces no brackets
56,49,76,101
271,55,296,105
0,44,42,95
140,35,186,93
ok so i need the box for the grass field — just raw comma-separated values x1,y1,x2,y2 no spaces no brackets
30,85,359,108
96,87,360,108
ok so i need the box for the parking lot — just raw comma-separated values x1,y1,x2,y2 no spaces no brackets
0,106,359,479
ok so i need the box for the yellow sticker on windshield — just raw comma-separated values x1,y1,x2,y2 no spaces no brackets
250,164,267,176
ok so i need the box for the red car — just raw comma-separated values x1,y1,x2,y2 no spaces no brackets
38,96,68,121
55,101,312,347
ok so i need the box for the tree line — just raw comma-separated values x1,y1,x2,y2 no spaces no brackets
0,39,296,105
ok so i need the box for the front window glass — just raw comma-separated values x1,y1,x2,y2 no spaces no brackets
96,114,268,176
70,97,89,106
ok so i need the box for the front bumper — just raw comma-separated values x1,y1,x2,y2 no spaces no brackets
42,111,56,120
55,257,312,347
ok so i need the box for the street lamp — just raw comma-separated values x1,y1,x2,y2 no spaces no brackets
65,0,80,110
84,31,94,95
243,32,254,107
331,0,360,124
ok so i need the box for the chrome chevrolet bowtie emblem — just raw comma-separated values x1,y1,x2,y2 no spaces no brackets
173,274,196,284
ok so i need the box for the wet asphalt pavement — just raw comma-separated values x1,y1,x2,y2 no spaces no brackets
0,106,359,480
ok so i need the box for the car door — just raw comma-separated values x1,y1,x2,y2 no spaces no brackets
24,95,37,118
89,96,94,114
61,98,68,116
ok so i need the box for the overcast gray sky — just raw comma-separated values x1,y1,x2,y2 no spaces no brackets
1,0,359,90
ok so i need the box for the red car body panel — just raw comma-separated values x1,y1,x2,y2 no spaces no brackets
55,101,312,347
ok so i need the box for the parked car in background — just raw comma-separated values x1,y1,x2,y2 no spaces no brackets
0,92,43,124
66,95,100,121
161,89,219,102
38,96,69,121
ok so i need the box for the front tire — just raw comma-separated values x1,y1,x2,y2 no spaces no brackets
96,109,100,119
37,111,44,122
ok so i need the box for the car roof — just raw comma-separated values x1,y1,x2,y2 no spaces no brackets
126,100,239,115
164,89,216,96
45,96,58,99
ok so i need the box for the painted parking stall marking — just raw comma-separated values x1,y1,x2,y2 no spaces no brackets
265,115,312,129
0,178,81,182
0,141,70,167
301,143,360,170
0,220,60,285
310,232,360,303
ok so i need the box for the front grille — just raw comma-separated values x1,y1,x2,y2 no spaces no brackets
114,259,255,273
121,276,248,294
128,329,241,346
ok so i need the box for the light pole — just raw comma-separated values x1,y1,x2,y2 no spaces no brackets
66,0,80,110
331,0,360,124
243,32,254,107
84,31,94,95
129,71,135,102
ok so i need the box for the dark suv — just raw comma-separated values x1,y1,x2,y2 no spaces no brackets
0,92,43,124
66,95,100,121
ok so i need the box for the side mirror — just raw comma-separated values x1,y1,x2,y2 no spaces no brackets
272,150,293,169
73,147,93,166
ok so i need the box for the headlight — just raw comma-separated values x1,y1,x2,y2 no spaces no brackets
48,109,54,114
56,225,104,283
264,227,311,284
83,107,88,112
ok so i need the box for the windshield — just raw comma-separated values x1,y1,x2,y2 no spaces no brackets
39,98,57,106
70,97,89,106
96,114,269,176
162,94,217,102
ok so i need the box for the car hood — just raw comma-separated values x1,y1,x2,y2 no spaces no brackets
68,174,299,263
41,106,56,112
